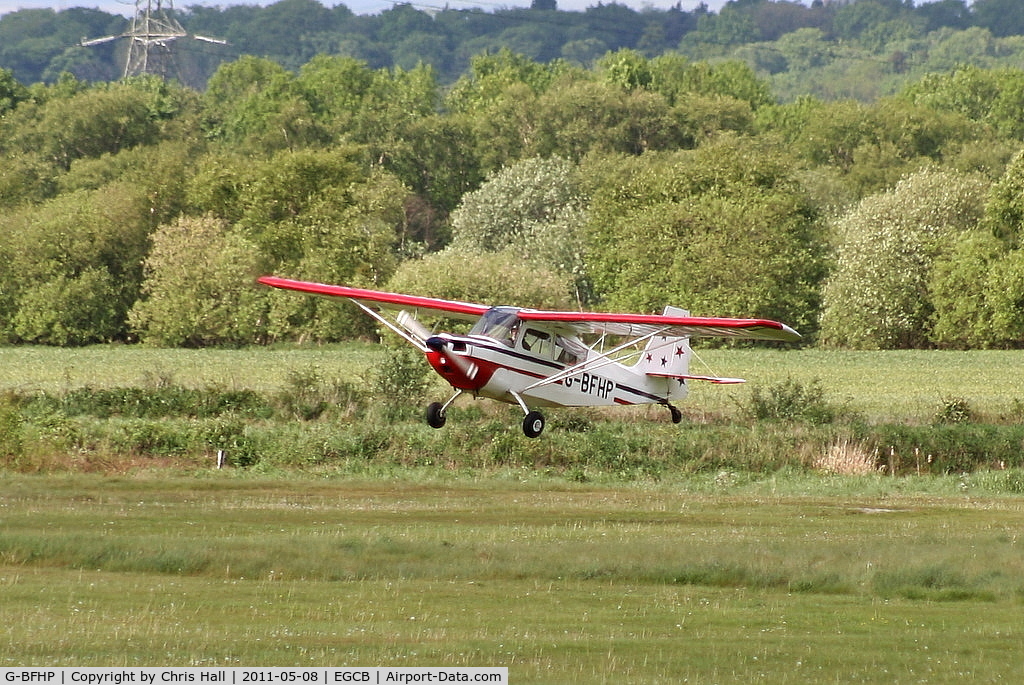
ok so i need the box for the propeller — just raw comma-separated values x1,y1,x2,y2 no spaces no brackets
426,336,478,381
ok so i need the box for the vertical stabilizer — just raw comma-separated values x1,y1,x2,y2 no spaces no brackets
636,306,692,378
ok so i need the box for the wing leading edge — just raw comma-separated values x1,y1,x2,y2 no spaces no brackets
257,277,801,342
257,276,489,321
516,310,801,343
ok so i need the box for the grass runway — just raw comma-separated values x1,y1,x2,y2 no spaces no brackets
2,474,1022,682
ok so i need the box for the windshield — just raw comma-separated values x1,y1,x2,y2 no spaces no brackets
469,307,521,346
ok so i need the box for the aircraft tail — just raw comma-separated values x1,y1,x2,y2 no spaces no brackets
635,306,693,378
634,307,746,390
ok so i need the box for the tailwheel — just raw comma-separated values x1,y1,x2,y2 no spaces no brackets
667,403,683,424
522,410,545,438
425,402,447,429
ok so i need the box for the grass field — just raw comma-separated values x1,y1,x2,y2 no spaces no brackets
2,474,1023,681
1,345,1023,679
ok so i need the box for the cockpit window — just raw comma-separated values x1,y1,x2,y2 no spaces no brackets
556,335,586,365
469,308,521,346
521,328,554,358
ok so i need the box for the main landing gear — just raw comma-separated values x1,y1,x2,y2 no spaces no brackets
511,391,545,438
522,411,545,438
425,390,462,430
426,391,546,438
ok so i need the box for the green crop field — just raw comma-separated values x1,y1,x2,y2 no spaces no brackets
1,345,1021,421
1,345,1023,680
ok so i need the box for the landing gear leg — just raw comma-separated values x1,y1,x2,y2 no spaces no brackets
510,391,545,438
426,390,462,429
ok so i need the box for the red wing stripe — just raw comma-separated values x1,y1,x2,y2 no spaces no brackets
517,310,800,342
257,276,489,318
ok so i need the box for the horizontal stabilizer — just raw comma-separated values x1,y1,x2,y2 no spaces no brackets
647,373,746,385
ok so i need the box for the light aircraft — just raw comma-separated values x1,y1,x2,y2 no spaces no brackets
258,276,801,437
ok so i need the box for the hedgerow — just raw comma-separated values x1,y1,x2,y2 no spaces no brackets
1,382,1021,477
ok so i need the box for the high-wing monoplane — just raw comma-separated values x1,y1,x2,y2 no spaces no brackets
258,276,801,437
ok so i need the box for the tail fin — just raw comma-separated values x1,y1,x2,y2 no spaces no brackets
635,307,746,387
635,306,692,378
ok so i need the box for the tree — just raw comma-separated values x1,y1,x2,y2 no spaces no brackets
983,148,1024,247
448,156,588,293
13,268,122,346
973,0,1024,38
387,250,573,312
533,80,686,159
1,80,162,170
929,230,1007,348
202,56,325,151
902,65,1024,140
583,140,825,335
598,49,652,91
445,49,556,116
295,54,375,134
819,168,989,349
0,181,153,344
0,67,28,115
228,0,338,69
130,216,269,347
235,150,405,342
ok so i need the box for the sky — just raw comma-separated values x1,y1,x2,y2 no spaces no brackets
0,0,734,18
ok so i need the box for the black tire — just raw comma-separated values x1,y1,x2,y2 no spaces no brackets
522,410,545,438
669,405,683,424
426,402,447,429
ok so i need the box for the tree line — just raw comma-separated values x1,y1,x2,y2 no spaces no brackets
1,40,1024,348
3,0,1024,97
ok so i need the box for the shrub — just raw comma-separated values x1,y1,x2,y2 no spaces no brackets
130,215,269,347
934,396,974,425
0,392,24,460
820,169,989,349
745,377,835,423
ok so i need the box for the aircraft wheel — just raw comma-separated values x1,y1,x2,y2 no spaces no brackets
426,402,447,429
522,411,545,438
669,405,683,424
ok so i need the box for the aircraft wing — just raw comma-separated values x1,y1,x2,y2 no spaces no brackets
516,310,801,342
257,276,489,322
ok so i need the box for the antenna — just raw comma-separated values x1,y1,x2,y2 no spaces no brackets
81,0,227,81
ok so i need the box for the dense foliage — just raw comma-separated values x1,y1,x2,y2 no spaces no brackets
4,0,1024,98
0,0,1024,349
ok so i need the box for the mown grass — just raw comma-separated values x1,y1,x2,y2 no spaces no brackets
1,474,1023,681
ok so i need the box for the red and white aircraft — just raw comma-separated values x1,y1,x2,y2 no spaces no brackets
259,276,801,437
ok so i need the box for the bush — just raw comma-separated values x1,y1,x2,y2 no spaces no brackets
39,386,271,419
130,215,269,347
820,169,989,349
387,250,574,310
745,377,836,424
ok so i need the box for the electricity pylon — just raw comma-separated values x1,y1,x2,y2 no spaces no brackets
81,0,227,80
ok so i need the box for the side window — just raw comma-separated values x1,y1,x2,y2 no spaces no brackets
521,328,554,359
555,336,583,366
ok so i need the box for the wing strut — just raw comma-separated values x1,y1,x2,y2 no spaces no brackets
352,300,429,352
522,327,669,392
